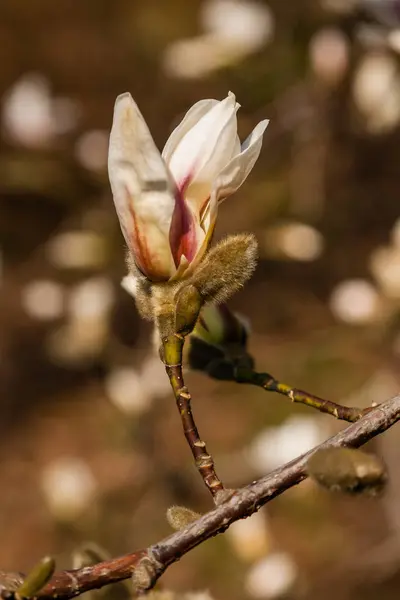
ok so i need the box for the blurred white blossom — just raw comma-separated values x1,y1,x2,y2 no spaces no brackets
2,73,79,146
262,222,324,262
330,279,381,323
46,319,109,366
370,245,400,298
75,130,109,171
105,367,152,416
353,52,400,132
21,280,65,321
41,457,97,522
140,355,171,399
309,28,350,84
247,416,326,473
201,0,274,50
68,278,114,321
47,231,107,270
245,553,298,599
227,511,271,562
106,354,169,416
163,0,273,79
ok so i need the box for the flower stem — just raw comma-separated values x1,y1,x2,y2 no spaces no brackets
238,369,369,423
162,333,224,501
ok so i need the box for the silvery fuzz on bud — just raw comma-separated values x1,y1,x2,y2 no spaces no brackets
166,505,201,531
306,447,387,495
108,92,268,322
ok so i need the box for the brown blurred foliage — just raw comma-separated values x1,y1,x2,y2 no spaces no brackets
1,1,400,599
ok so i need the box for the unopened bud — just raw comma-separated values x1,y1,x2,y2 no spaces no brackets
131,555,162,596
306,447,387,495
190,233,258,304
16,557,55,598
188,303,253,379
193,304,249,348
166,505,201,531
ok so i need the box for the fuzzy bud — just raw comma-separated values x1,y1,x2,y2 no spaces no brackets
189,233,258,304
166,505,201,531
131,555,163,596
306,447,387,495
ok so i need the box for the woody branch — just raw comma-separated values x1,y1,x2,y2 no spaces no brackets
7,393,399,600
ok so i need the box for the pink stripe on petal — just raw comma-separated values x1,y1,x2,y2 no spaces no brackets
126,188,170,282
169,176,199,268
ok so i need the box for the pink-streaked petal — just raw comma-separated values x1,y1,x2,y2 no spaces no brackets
162,99,219,163
213,119,269,203
180,192,218,279
126,188,176,281
169,185,204,269
108,93,177,281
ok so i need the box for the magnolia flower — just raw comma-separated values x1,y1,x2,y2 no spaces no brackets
108,92,268,282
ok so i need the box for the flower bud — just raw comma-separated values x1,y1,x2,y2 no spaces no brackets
188,303,253,379
306,447,387,495
166,505,201,531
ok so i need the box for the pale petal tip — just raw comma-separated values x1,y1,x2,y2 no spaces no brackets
227,90,241,110
113,92,135,116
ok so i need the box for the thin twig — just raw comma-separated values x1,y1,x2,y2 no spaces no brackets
12,393,399,600
162,333,224,501
240,370,368,423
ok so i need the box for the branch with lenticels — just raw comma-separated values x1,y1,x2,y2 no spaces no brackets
2,394,398,600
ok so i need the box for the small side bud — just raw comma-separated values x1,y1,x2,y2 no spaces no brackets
72,543,131,600
72,542,111,569
16,557,55,598
188,304,253,380
306,447,387,495
193,304,249,348
174,285,203,336
131,555,162,596
190,233,258,304
166,505,201,531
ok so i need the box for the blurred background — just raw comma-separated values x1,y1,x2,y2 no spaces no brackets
1,0,400,599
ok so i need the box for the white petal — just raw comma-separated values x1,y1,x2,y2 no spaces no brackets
213,119,269,202
108,93,176,279
162,99,219,163
167,93,239,191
